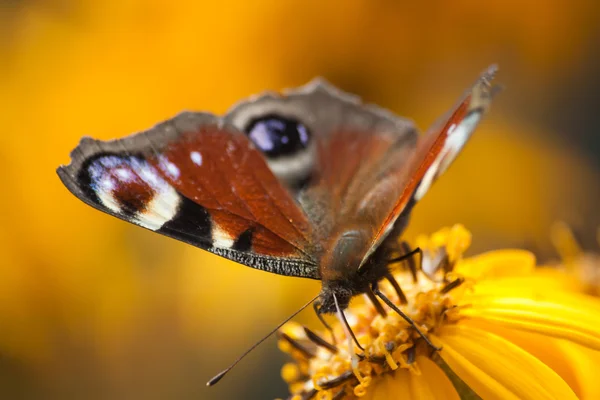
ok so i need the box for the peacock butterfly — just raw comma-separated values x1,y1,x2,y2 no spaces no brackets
57,65,499,384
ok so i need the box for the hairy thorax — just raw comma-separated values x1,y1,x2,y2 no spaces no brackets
317,224,391,313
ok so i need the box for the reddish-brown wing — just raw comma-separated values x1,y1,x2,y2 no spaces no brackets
57,113,319,278
150,123,312,257
224,80,418,244
359,65,499,265
58,69,496,280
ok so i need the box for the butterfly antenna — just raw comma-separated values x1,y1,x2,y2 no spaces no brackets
206,294,319,387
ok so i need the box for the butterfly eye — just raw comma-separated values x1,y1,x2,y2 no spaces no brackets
245,115,310,158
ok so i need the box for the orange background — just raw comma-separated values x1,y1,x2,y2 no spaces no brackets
1,1,599,398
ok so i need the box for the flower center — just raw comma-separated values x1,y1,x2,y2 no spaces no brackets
280,269,470,399
279,225,473,399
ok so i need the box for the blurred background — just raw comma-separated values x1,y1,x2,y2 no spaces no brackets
1,0,599,398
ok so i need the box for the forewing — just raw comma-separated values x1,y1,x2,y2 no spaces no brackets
224,80,418,243
58,68,495,278
57,112,319,279
360,65,500,265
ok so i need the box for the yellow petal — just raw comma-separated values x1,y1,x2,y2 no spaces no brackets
438,324,577,400
531,268,583,293
454,250,535,280
469,273,582,297
463,296,600,350
410,356,460,400
361,364,460,400
435,338,519,400
463,320,582,397
555,340,600,400
363,371,409,400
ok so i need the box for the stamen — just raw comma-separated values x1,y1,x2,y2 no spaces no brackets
392,343,414,370
353,384,367,397
373,283,441,351
304,327,338,354
352,364,365,385
378,340,398,370
281,362,307,384
406,345,416,365
279,225,488,398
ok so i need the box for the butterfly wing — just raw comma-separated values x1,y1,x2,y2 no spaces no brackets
57,112,319,278
225,71,494,269
359,65,500,265
58,67,495,280
224,80,419,246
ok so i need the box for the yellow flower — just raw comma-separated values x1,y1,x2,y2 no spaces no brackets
550,222,600,296
278,225,600,399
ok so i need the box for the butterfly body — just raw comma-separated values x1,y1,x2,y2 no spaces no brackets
316,225,398,312
58,67,498,317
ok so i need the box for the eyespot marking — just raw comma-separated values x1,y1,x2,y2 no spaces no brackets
84,155,181,230
245,115,311,158
115,168,134,181
244,114,316,188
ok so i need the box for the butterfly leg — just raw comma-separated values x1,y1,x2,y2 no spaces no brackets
440,276,465,294
313,300,337,344
365,287,387,317
372,282,442,351
390,241,454,283
303,326,338,354
287,376,352,400
315,370,355,390
406,344,417,365
388,242,422,283
384,272,408,305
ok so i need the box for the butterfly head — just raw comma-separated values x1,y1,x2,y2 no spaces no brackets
317,225,390,313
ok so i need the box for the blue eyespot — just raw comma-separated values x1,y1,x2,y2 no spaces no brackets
245,115,310,158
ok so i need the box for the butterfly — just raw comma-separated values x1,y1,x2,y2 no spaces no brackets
57,65,498,369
